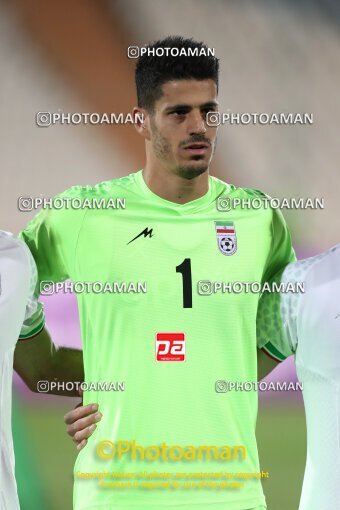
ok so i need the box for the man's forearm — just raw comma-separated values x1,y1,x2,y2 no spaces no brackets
40,345,84,396
257,347,279,381
14,326,84,396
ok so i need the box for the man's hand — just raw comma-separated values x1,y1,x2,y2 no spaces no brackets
64,403,102,450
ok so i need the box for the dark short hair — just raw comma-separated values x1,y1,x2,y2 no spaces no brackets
135,35,219,112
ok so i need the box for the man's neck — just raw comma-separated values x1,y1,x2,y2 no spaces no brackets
142,166,209,205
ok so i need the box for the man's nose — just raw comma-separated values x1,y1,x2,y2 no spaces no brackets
187,110,207,135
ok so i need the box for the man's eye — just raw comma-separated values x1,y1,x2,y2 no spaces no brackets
171,111,187,116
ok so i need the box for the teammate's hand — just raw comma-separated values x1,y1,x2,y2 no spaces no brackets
64,392,102,450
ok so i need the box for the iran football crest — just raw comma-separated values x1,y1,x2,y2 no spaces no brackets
214,221,237,255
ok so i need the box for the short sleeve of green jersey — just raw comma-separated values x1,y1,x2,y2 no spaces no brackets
250,191,296,356
18,185,88,287
256,260,303,361
261,200,297,284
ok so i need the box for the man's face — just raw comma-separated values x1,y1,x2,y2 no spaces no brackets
148,79,218,179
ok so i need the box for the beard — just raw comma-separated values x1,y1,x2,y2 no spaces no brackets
175,163,209,180
151,121,214,180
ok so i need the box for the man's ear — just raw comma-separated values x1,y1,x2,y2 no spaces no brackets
133,107,151,140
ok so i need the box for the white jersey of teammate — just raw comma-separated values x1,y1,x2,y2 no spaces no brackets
0,231,44,510
257,244,340,510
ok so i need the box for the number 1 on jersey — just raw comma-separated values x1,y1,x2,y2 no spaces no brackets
176,258,192,308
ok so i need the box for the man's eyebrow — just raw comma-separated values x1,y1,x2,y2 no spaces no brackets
164,100,219,112
200,100,219,109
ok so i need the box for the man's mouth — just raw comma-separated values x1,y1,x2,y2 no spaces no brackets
183,142,209,155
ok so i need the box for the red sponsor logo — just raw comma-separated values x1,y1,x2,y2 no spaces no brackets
156,333,185,362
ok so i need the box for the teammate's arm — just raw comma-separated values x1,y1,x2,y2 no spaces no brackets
14,326,83,396
14,237,84,396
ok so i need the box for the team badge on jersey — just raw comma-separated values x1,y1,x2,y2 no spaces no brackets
214,221,237,255
156,333,185,361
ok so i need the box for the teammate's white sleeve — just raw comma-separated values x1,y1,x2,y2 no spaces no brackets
256,262,301,361
18,242,45,340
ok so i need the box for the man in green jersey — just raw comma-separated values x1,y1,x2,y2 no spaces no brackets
20,35,294,510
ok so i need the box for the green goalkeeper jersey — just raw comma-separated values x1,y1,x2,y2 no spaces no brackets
20,170,295,510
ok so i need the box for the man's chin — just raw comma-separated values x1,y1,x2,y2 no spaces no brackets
175,162,209,180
